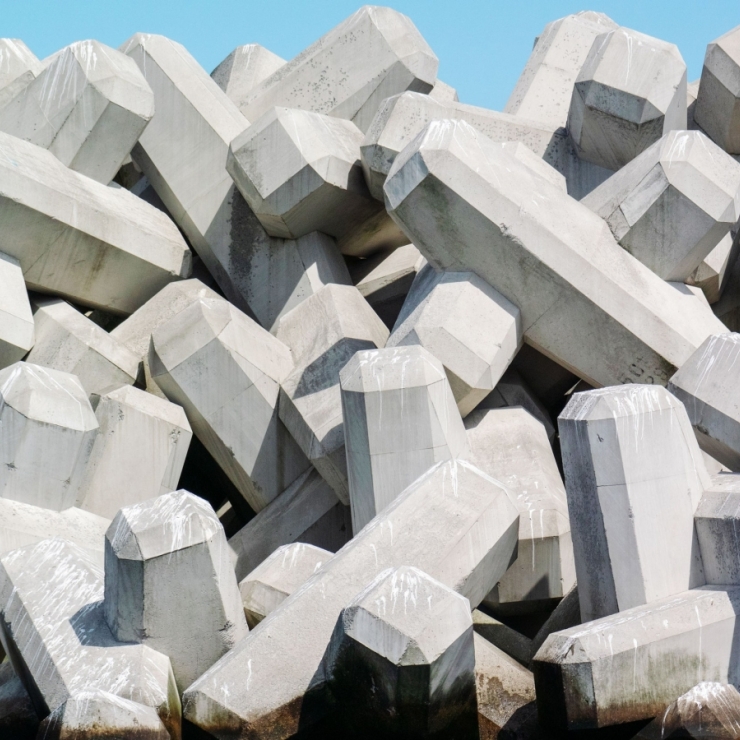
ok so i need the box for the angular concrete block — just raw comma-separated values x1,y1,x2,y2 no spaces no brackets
149,297,310,512
384,119,727,389
0,39,42,111
211,44,285,106
388,263,522,417
79,385,192,519
559,385,708,622
277,285,389,503
104,491,248,692
695,473,740,585
326,566,477,736
428,79,458,103
582,130,740,281
0,362,98,511
340,345,469,533
687,231,737,305
184,459,519,739
530,584,581,658
0,253,34,371
239,6,438,133
0,40,154,184
472,609,533,668
569,28,687,171
239,542,331,628
0,129,191,315
26,298,140,395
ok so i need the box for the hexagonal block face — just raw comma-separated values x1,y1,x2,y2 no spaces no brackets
0,362,98,511
339,346,469,533
559,384,708,622
695,474,740,585
326,566,476,736
695,26,740,154
0,252,34,371
104,490,248,692
569,28,687,171
211,44,286,108
0,39,42,111
583,131,740,281
388,265,522,417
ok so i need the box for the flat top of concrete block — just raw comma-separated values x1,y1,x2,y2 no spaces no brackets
93,384,191,430
340,345,447,392
560,383,682,423
241,542,331,596
0,38,42,81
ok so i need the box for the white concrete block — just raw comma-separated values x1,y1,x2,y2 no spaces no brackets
0,253,33,371
211,44,285,107
0,39,42,111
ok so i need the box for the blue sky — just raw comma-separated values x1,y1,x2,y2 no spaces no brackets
6,1,740,110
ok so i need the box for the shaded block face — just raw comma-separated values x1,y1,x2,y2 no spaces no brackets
0,661,38,739
686,231,737,305
211,44,285,108
0,252,33,371
384,119,726,389
582,131,740,281
0,362,98,511
428,80,458,103
277,284,389,503
79,385,192,519
388,264,522,417
0,40,154,184
149,297,310,512
239,542,331,628
340,345,468,533
669,333,740,471
695,474,740,585
695,25,740,154
465,408,574,604
559,385,708,622
326,566,476,736
0,39,42,111
569,28,687,171
104,490,248,692
240,5,438,133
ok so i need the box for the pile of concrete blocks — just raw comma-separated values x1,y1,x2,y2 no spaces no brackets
5,6,740,739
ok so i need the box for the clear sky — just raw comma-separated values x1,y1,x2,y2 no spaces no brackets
6,1,740,111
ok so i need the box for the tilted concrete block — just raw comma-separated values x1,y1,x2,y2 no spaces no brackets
150,297,310,512
0,40,154,185
211,44,285,106
104,491,248,692
0,129,191,315
695,473,740,585
465,407,575,605
277,285,389,503
686,231,737,305
569,27,687,171
472,609,533,668
559,385,708,622
582,130,740,281
0,538,180,737
340,346,469,533
78,385,192,519
0,253,33,371
0,362,98,511
325,566,477,736
27,297,140,395
0,39,42,110
428,79,458,103
239,542,331,628
388,263,522,417
183,459,519,739
384,119,727,389
238,6,438,133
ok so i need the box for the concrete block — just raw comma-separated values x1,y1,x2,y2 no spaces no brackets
687,78,700,130
325,566,477,736
0,661,37,740
569,28,687,171
695,473,740,585
183,458,519,739
238,6,438,133
472,609,532,668
104,490,248,692
0,253,34,371
277,284,389,503
78,385,192,519
340,346,469,533
384,119,727,389
211,44,285,107
530,585,581,659
149,297,310,512
388,263,522,417
582,130,740,281
687,231,737,304
0,39,42,111
428,79,458,103
239,542,331,628
26,298,140,395
559,385,708,622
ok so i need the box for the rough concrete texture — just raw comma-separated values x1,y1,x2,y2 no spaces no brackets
340,345,469,533
277,284,389,503
465,407,575,606
149,297,310,513
325,566,477,736
79,385,192,519
559,384,708,622
388,263,522,417
384,119,727,389
211,44,285,106
569,28,688,171
582,130,740,281
183,458,519,739
0,39,42,111
27,297,140,395
239,542,331,628
238,6,438,133
669,333,740,470
687,231,737,304
104,491,248,692
0,252,34,370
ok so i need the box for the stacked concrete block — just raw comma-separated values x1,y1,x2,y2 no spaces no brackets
0,253,34,370
211,44,285,106
686,231,737,304
0,39,42,110
428,79,458,103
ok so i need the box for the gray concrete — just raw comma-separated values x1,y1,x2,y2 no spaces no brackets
0,661,37,739
0,253,33,371
428,79,458,103
695,473,740,585
530,585,581,659
472,609,532,668
211,44,285,107
0,39,42,111
687,231,737,304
